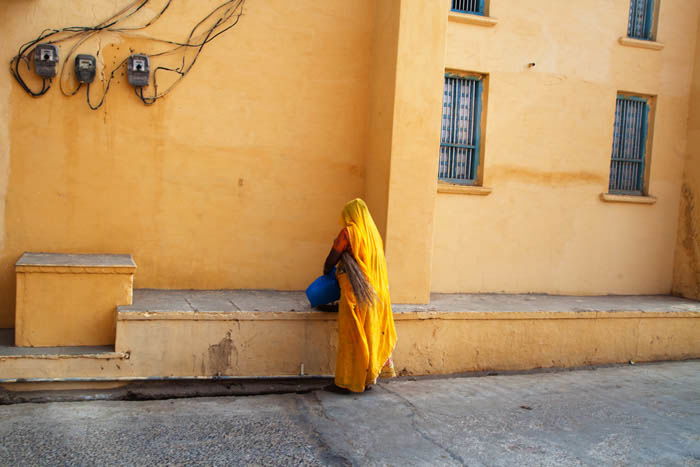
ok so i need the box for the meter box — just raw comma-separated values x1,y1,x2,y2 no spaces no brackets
127,54,150,87
74,54,97,84
33,44,59,78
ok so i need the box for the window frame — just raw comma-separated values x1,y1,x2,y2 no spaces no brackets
607,93,654,196
627,0,658,41
438,71,485,187
450,0,486,16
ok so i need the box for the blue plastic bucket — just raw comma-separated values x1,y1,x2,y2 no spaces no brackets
305,268,340,307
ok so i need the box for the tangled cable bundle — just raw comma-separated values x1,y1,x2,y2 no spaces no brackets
340,251,378,307
9,0,245,109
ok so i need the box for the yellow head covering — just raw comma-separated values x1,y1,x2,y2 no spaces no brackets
334,198,396,392
341,198,389,297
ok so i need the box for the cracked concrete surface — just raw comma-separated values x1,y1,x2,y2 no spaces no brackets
0,361,698,466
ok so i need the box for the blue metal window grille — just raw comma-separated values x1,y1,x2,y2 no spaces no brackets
451,0,485,15
439,74,483,185
627,0,655,40
608,95,650,195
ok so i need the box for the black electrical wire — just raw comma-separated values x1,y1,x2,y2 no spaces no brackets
10,57,50,97
86,57,129,110
136,1,244,104
58,0,168,96
10,0,145,97
111,0,173,31
119,0,245,105
10,0,245,108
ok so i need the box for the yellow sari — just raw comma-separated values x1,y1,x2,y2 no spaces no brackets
334,199,397,392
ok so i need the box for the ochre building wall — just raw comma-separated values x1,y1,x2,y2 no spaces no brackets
0,1,698,328
673,12,700,301
0,0,375,327
364,0,401,241
382,0,448,303
431,0,700,295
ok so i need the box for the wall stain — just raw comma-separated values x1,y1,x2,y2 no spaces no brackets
207,331,236,375
492,166,607,186
677,183,700,298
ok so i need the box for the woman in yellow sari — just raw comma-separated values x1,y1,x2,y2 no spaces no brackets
323,198,397,393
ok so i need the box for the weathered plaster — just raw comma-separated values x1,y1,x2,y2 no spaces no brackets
0,0,374,325
1,291,698,383
673,12,700,300
432,0,700,295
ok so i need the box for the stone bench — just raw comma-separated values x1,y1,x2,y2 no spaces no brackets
15,253,136,347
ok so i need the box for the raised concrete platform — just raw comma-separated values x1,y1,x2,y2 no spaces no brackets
115,291,699,378
15,252,136,347
1,290,698,385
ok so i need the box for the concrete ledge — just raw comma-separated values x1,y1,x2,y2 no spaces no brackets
437,184,492,195
0,377,332,400
15,266,136,274
117,309,699,321
16,253,136,274
618,36,664,50
600,193,657,204
448,12,497,27
0,352,128,361
118,310,337,321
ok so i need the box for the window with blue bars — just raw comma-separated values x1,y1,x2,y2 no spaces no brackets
439,74,483,185
627,0,656,40
608,95,651,195
451,0,485,15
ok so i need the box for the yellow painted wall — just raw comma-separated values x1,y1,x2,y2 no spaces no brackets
432,0,700,295
364,0,401,238
0,0,376,327
0,0,698,327
673,12,700,300
383,0,448,303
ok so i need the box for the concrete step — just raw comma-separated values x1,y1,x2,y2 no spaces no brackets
0,329,129,385
0,329,116,357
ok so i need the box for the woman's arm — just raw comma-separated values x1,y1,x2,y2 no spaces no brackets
323,248,342,275
323,228,349,275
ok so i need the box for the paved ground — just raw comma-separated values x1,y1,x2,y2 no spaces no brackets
121,289,700,313
0,361,698,466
